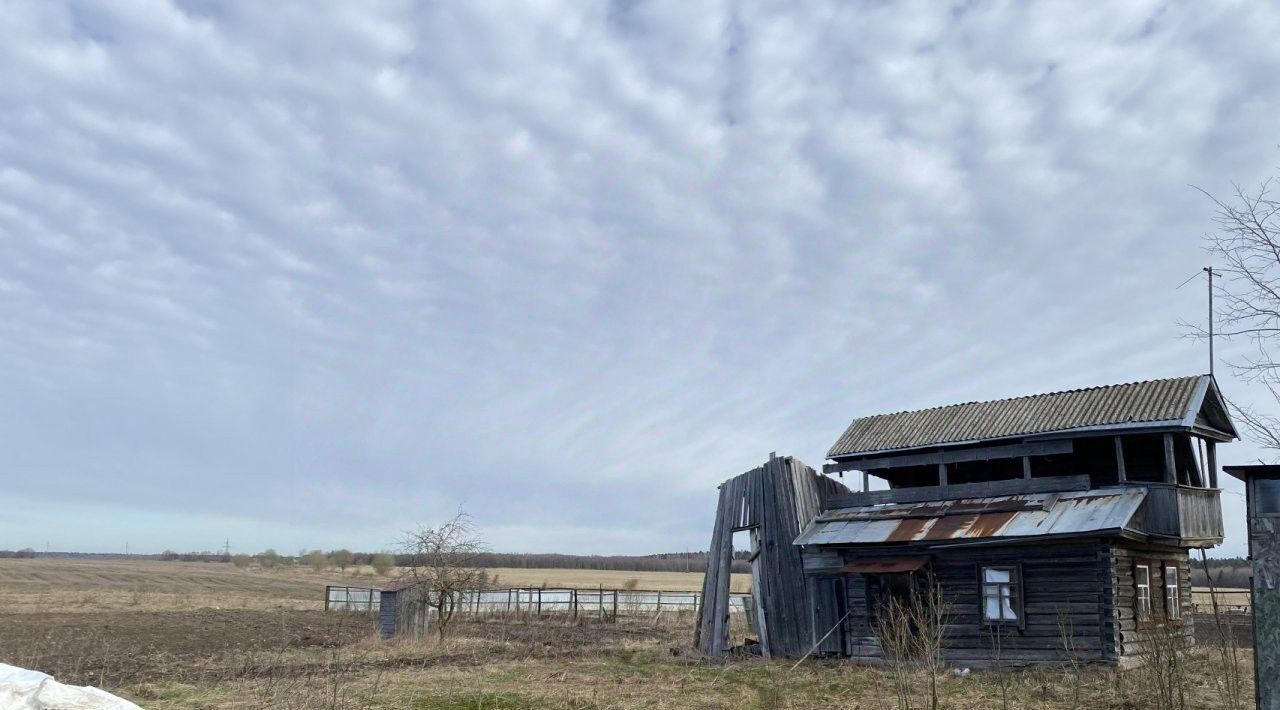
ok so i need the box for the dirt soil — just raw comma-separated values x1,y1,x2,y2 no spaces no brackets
0,609,376,685
0,608,681,690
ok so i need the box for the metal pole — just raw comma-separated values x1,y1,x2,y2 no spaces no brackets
1207,266,1215,376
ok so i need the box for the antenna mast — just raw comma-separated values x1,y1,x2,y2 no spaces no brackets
1205,266,1214,376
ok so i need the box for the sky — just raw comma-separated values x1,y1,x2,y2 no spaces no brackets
1,1,1279,558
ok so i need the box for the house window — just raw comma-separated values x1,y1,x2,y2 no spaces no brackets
1165,565,1180,621
980,566,1020,624
1135,563,1152,621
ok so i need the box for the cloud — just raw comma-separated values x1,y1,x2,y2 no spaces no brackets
1,0,1278,556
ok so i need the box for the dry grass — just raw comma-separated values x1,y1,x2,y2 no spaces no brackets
1,559,1252,709
101,615,1254,710
0,558,750,615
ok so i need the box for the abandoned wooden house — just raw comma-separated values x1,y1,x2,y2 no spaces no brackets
697,375,1235,667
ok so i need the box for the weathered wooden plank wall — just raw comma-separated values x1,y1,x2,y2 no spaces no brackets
695,454,848,658
825,541,1113,667
1106,542,1193,667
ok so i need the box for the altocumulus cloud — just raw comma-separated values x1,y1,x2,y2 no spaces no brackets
0,0,1278,555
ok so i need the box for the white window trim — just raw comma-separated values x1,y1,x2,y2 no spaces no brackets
1135,563,1152,621
1164,565,1180,621
980,565,1020,625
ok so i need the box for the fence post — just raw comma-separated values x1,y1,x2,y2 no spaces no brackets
612,590,618,622
572,589,578,619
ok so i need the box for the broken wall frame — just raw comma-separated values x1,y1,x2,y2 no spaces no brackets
695,454,848,658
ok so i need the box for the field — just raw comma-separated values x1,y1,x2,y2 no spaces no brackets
0,558,1256,709
0,558,751,615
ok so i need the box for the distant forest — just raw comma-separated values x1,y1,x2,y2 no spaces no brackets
1,548,1250,585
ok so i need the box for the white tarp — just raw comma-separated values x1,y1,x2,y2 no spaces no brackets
0,663,141,710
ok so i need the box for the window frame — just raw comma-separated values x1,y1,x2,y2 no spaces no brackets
1134,560,1152,626
1164,563,1181,623
978,563,1024,630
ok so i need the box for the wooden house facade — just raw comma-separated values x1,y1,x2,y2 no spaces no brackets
794,375,1235,667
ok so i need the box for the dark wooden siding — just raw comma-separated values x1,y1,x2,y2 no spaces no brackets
379,590,398,638
825,541,1112,666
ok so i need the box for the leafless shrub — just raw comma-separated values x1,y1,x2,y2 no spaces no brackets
370,553,394,576
303,550,328,572
1056,607,1083,710
1133,611,1191,710
400,510,490,642
871,582,949,710
329,549,355,572
1199,549,1247,710
987,623,1010,710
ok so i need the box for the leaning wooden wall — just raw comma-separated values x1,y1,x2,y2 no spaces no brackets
695,454,848,658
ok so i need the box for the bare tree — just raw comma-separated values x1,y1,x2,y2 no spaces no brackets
400,511,489,641
328,549,355,571
1195,171,1280,451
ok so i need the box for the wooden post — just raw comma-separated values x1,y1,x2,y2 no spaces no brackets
1021,456,1031,480
937,463,948,486
537,587,542,616
1163,434,1176,484
612,590,618,621
598,584,604,620
861,470,869,492
324,586,331,611
1114,437,1127,483
572,589,578,619
1207,441,1218,488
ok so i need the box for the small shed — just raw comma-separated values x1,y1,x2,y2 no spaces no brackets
378,578,419,638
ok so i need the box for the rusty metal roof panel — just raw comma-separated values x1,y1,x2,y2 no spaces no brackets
827,376,1206,459
793,488,1147,546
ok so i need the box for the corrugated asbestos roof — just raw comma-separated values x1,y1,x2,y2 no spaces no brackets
793,488,1147,546
827,375,1206,459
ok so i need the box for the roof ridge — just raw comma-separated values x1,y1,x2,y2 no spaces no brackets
852,374,1205,422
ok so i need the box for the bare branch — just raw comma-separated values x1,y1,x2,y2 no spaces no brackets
399,510,490,641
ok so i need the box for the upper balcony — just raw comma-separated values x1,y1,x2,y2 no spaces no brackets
1129,482,1223,546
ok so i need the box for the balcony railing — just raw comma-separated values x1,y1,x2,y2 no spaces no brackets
1134,483,1223,544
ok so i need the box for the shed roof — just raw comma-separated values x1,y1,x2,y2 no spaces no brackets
793,488,1147,546
827,375,1234,459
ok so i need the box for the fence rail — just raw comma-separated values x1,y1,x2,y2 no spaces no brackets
394,587,750,635
1191,587,1251,614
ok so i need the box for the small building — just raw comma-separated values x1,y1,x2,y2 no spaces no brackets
800,375,1235,667
378,578,419,638
697,374,1236,666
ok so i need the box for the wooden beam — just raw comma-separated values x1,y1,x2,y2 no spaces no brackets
861,470,869,492
1022,456,1031,479
823,440,1073,474
938,463,948,486
1162,433,1176,484
1207,441,1218,488
826,474,1091,509
1114,437,1126,483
